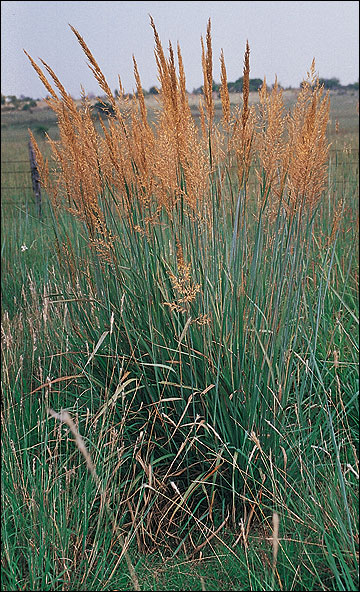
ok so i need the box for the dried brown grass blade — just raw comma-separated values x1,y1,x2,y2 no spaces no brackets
28,374,83,395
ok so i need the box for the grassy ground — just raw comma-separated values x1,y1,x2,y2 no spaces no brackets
1,82,359,592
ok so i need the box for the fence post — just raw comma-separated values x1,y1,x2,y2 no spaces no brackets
28,140,42,218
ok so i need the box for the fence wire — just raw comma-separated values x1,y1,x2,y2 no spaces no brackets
1,148,358,206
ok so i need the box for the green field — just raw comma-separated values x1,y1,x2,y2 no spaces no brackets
1,41,359,592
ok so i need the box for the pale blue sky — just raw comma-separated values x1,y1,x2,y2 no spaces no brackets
1,1,359,98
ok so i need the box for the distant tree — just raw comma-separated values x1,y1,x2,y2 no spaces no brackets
32,125,49,137
317,77,341,89
93,101,115,117
226,77,262,93
228,77,243,93
1,94,5,105
249,78,264,91
345,82,359,90
148,86,159,95
193,77,266,95
8,95,20,108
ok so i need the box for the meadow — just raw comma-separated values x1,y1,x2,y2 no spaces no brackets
1,20,359,591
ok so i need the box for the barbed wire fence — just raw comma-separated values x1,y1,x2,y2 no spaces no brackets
1,147,359,214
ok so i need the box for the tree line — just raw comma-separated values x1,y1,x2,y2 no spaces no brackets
2,77,358,112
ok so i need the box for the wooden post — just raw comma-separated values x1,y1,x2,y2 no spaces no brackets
28,140,42,218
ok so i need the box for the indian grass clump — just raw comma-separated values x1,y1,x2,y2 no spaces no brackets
2,17,358,591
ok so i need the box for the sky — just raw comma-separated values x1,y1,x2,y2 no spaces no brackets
1,1,359,99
